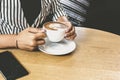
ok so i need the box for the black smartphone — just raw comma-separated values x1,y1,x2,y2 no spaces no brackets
0,51,29,80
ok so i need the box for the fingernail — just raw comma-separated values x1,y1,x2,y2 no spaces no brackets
65,34,67,37
65,28,69,32
41,29,46,32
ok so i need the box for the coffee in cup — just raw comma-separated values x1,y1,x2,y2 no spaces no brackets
43,22,67,42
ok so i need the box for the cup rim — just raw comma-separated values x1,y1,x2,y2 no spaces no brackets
43,21,68,30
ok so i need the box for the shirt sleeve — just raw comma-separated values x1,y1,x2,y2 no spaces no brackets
0,19,13,34
51,0,67,21
0,0,12,34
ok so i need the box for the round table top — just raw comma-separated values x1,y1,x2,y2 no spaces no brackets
0,27,120,80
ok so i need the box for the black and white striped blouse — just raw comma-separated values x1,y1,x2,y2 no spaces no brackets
0,0,66,34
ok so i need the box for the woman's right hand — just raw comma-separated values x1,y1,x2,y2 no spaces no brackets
16,27,46,51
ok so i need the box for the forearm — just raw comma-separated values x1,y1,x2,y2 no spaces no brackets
0,35,17,48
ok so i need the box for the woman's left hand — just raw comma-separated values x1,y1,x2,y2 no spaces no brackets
61,22,77,40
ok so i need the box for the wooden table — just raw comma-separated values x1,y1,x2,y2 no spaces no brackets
0,27,120,80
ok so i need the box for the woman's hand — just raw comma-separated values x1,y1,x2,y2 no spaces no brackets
61,22,77,40
16,27,46,51
57,16,76,40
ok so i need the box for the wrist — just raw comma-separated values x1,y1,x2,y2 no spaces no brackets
15,34,20,48
13,34,18,48
0,34,18,48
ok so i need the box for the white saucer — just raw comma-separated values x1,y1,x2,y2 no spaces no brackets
38,39,76,55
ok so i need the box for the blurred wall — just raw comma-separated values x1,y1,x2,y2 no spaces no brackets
85,0,120,35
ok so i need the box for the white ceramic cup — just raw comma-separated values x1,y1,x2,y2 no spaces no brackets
43,22,67,42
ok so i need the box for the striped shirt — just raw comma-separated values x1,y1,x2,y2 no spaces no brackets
60,0,90,26
0,0,66,34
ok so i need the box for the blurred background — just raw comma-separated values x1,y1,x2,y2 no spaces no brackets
60,0,120,35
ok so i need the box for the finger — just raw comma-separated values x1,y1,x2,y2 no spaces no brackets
27,28,45,33
65,27,75,37
27,40,37,47
25,46,37,51
65,25,72,33
63,22,72,32
65,33,77,40
36,39,45,45
35,32,46,39
71,33,77,40
27,27,40,33
38,28,46,33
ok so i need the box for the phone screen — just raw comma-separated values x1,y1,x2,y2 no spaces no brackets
0,51,29,80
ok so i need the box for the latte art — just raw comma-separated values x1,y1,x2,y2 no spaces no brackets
44,22,66,30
